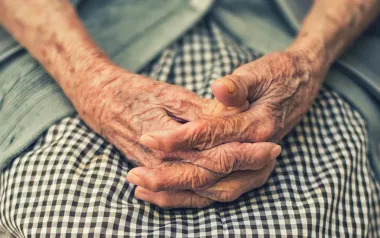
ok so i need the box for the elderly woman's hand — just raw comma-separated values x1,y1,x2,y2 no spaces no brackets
132,50,327,207
73,63,281,207
139,50,326,150
130,159,277,208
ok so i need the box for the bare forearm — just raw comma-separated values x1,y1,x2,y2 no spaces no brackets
288,0,380,72
0,0,110,100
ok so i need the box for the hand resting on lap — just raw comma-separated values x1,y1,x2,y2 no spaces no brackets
75,64,281,208
135,50,326,207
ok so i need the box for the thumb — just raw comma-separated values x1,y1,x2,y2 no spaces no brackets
211,75,249,107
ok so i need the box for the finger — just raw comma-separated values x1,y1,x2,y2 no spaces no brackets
194,160,276,202
126,142,280,192
134,187,214,209
139,106,274,152
165,96,248,122
198,98,249,118
211,75,249,107
185,142,281,174
158,84,248,121
212,55,276,108
127,163,222,192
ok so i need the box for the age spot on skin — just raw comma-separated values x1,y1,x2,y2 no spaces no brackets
55,42,65,53
299,31,309,39
358,3,367,13
41,48,47,58
36,24,45,34
13,18,25,31
40,48,52,66
349,15,357,28
45,59,51,66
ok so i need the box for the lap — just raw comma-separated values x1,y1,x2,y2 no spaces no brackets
1,18,379,237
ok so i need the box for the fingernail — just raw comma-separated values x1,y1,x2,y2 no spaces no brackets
127,171,143,185
140,134,159,149
270,145,282,159
215,78,236,93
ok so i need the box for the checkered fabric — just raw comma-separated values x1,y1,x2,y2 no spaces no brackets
0,18,379,237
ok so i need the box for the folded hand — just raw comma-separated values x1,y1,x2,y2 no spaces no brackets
135,50,325,207
140,50,324,150
74,64,281,208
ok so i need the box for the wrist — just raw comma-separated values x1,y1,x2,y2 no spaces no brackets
48,47,114,117
69,60,120,132
45,41,111,81
286,37,331,77
49,42,113,94
69,57,117,100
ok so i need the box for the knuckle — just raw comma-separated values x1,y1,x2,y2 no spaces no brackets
190,123,214,150
190,174,207,190
236,145,266,170
216,147,236,174
201,99,221,117
187,125,204,149
246,111,277,142
251,161,276,188
233,62,264,82
201,147,235,174
254,122,275,141
228,116,249,142
190,195,214,209
189,170,212,189
148,182,162,193
155,197,173,209
248,148,271,168
192,117,240,150
215,189,240,202
148,178,166,192
254,175,270,188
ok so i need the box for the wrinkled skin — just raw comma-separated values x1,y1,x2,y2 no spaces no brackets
133,160,276,208
75,64,281,208
135,50,327,207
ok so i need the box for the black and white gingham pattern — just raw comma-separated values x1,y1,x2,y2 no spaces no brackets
0,19,379,237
